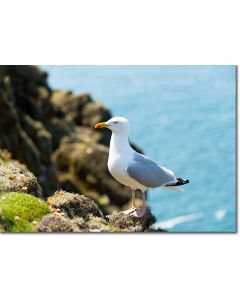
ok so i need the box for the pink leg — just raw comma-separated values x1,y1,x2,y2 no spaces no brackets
129,191,147,218
122,189,137,214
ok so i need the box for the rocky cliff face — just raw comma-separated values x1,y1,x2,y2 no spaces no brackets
0,66,60,196
0,66,163,232
0,157,162,232
0,66,134,210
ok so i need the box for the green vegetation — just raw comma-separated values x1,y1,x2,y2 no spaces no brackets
0,192,50,232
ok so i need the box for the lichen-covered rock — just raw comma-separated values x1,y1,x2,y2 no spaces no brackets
43,191,162,232
47,190,104,219
37,214,109,233
107,209,157,232
0,159,42,197
37,214,80,232
0,192,50,232
70,216,106,232
73,209,164,232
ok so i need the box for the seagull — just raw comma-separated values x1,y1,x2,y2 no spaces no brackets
95,117,189,217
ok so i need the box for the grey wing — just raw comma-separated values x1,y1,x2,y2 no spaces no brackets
126,153,176,188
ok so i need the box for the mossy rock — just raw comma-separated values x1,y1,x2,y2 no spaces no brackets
0,192,50,232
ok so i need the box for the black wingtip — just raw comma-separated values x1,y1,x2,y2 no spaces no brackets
175,177,190,186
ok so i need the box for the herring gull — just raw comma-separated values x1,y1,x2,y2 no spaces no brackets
95,117,189,217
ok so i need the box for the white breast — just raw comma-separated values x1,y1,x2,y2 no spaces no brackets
107,132,147,191
108,154,130,186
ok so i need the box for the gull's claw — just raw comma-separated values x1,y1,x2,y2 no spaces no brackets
129,207,146,218
121,205,146,218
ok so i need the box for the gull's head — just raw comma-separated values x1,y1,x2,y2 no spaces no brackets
95,116,129,135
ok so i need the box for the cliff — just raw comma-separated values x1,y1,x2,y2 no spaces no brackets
0,157,163,232
0,66,163,232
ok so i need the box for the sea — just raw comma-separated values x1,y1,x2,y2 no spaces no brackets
41,65,236,232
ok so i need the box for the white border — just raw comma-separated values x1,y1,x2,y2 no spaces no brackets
0,1,239,300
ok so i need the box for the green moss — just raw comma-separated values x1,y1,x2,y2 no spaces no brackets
0,192,50,232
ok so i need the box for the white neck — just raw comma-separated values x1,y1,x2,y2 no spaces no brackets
109,132,133,157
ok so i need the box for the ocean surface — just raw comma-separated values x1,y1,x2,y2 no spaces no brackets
42,65,236,232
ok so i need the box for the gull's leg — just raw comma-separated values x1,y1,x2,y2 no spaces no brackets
131,189,136,209
130,190,147,218
122,189,137,214
142,191,147,210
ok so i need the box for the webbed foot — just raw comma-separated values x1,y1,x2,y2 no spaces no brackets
129,207,146,218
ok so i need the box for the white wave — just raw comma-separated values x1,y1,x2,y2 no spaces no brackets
214,209,227,221
156,212,203,230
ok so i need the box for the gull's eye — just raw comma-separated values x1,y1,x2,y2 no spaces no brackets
113,121,118,124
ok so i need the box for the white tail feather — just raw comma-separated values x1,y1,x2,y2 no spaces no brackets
164,186,184,192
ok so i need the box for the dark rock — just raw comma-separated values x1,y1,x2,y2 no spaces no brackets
0,66,59,196
19,112,52,164
0,66,52,119
58,173,83,194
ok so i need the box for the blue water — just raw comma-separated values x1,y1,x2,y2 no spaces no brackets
41,65,236,232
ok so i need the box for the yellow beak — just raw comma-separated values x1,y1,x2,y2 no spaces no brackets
95,122,109,129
